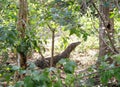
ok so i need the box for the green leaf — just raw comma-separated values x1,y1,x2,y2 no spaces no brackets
53,79,63,87
28,62,36,69
65,74,75,86
15,81,24,87
103,1,109,7
110,12,115,18
12,66,20,71
19,70,26,75
112,54,120,63
69,28,77,36
64,61,76,74
48,67,57,72
58,59,67,65
114,68,120,81
24,76,34,87
100,70,112,84
33,75,40,81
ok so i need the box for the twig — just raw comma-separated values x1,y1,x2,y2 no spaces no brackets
51,30,55,67
47,23,55,67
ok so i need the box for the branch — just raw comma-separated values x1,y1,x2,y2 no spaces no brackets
47,23,55,67
51,30,55,67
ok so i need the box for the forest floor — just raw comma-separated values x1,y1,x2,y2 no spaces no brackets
0,35,99,86
30,35,98,73
6,35,99,74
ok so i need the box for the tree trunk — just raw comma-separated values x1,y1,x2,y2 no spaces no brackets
99,0,116,58
17,0,28,69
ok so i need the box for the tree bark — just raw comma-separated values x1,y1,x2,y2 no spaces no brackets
99,0,116,58
17,0,28,69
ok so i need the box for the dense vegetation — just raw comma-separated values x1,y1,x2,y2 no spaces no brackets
0,0,120,86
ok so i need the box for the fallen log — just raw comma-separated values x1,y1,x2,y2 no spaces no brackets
35,42,81,69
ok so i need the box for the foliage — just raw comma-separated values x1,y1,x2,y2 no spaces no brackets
12,59,77,87
58,59,76,74
0,0,120,86
82,54,120,86
1,55,120,86
0,64,15,83
98,54,120,85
